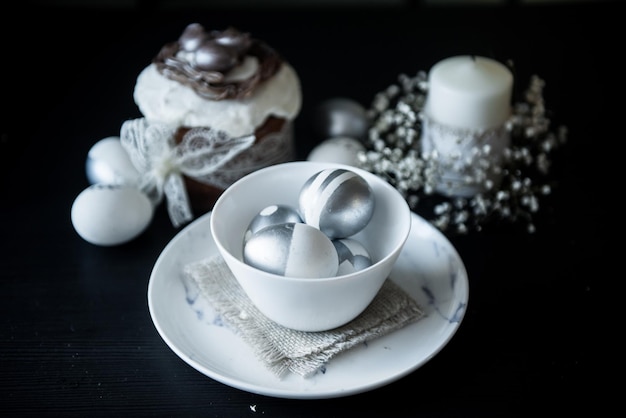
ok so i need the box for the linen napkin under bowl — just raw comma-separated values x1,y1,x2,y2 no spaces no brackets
183,255,425,378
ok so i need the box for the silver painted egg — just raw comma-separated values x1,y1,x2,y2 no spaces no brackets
299,168,375,239
244,204,303,242
313,97,370,140
333,238,373,276
85,136,140,186
243,222,339,278
194,41,238,72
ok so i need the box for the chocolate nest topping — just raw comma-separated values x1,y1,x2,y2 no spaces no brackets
153,24,282,101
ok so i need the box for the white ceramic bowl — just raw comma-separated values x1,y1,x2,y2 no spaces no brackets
210,161,411,332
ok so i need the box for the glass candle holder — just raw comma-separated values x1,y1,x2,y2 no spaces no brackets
421,115,510,197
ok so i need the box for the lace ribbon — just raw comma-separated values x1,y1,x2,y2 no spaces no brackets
120,118,255,227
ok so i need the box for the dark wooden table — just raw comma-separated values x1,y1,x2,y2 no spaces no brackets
1,2,615,416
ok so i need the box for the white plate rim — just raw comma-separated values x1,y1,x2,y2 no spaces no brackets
148,211,469,399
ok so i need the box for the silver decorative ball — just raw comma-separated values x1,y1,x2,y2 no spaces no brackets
333,238,372,276
243,222,339,278
313,97,370,140
244,204,302,242
299,168,375,239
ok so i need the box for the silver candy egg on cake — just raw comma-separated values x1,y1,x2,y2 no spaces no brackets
178,23,206,52
244,204,303,242
212,27,252,55
178,24,250,73
243,222,339,278
333,238,372,275
194,42,238,72
299,168,375,239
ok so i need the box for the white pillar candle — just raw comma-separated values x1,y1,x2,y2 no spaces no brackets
426,55,513,129
421,55,514,197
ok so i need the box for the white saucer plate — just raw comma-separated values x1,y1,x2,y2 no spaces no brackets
148,211,469,399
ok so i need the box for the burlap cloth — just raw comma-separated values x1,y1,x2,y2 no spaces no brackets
183,255,424,378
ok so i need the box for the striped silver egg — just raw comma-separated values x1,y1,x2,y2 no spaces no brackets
243,222,339,278
333,238,373,276
299,168,375,239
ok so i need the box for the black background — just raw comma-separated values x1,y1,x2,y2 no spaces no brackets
1,1,616,416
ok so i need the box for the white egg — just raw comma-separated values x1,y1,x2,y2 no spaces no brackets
333,238,373,276
306,136,366,167
71,184,153,246
86,136,140,186
243,222,339,278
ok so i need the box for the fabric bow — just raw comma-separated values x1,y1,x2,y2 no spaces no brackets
120,118,255,227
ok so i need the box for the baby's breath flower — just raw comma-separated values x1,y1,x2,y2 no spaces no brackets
357,72,566,234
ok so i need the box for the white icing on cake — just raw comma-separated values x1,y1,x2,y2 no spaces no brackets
133,61,302,138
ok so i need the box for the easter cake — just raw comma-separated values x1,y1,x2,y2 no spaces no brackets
131,23,302,213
